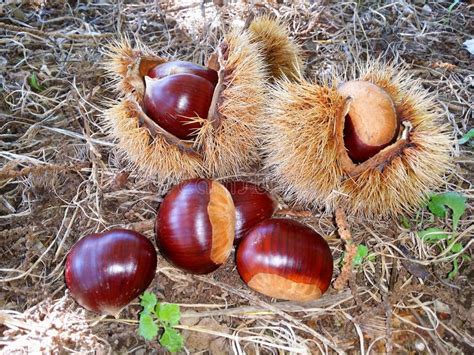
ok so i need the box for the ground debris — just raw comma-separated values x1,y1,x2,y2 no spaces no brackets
0,0,472,353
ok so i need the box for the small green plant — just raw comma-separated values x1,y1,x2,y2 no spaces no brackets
417,227,448,242
427,191,466,230
448,0,461,13
138,292,184,353
416,192,470,279
459,128,474,146
28,72,45,92
353,244,375,266
339,244,375,267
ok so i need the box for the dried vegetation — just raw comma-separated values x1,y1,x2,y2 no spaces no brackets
0,0,472,353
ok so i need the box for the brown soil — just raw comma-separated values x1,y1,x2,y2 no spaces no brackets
1,0,473,353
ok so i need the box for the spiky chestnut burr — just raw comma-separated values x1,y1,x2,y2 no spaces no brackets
103,27,267,184
247,15,303,80
262,61,452,218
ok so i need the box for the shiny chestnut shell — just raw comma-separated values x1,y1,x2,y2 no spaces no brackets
339,81,399,163
155,179,235,274
236,218,333,301
65,229,157,315
224,181,277,244
143,73,215,140
148,61,218,87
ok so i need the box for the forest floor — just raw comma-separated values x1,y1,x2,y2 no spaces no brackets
0,0,473,353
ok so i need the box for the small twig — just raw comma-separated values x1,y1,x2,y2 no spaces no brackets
275,208,313,218
334,207,352,243
180,289,352,319
0,162,89,180
125,219,154,233
0,22,113,39
333,207,357,290
383,290,393,354
0,311,46,332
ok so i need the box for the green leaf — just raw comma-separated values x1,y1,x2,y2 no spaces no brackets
400,216,411,229
28,73,45,92
139,313,159,341
417,227,449,243
427,192,467,230
156,303,181,326
448,258,459,279
458,129,474,145
337,254,345,268
450,242,463,254
448,0,460,12
353,244,369,266
140,292,157,315
462,254,471,262
160,327,184,353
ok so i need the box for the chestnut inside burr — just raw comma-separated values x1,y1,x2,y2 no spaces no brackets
143,61,219,140
338,81,400,164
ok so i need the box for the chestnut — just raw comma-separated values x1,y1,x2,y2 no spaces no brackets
236,218,333,301
155,179,235,274
338,80,399,163
65,229,157,316
148,61,218,87
224,181,277,244
143,74,215,140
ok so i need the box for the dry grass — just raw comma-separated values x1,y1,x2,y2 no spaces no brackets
0,0,473,353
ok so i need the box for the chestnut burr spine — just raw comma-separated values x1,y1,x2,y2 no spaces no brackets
236,218,333,301
248,16,303,80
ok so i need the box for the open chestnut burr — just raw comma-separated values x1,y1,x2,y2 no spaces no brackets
155,179,235,274
103,17,301,185
236,218,333,301
262,61,452,218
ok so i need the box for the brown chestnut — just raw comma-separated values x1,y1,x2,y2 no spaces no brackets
143,73,215,140
338,80,399,163
148,61,218,87
155,179,235,274
65,229,157,315
224,181,277,244
236,218,333,301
